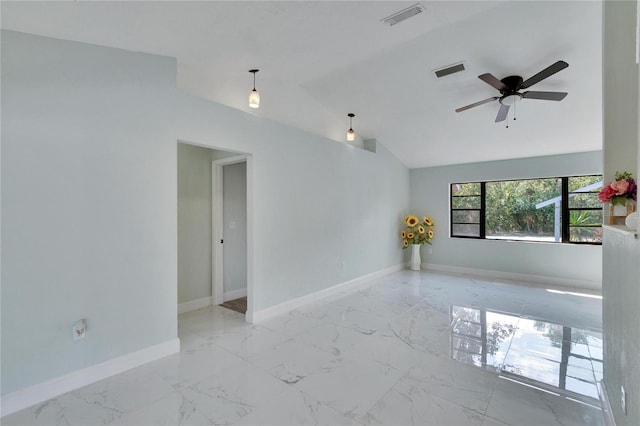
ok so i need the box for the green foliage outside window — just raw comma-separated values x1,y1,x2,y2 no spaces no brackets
485,178,559,237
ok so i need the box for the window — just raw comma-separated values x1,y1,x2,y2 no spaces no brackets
451,182,483,238
450,175,603,244
567,175,603,243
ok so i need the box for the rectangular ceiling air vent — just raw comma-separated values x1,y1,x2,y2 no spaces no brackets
433,62,466,79
381,3,425,26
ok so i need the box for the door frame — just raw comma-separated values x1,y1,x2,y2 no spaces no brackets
212,154,254,322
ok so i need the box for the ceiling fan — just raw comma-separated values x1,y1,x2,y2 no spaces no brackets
455,60,569,124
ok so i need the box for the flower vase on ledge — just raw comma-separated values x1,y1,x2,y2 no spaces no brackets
410,244,421,271
608,199,636,224
599,172,637,223
611,201,628,217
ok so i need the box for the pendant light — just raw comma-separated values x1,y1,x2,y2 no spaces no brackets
346,113,356,141
248,69,260,109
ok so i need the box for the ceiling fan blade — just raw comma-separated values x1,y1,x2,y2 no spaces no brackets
520,61,569,89
455,96,499,113
478,73,506,91
522,91,568,101
495,104,509,122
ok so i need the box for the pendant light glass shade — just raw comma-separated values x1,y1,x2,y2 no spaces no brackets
346,113,355,141
249,89,260,109
248,69,260,109
346,128,355,141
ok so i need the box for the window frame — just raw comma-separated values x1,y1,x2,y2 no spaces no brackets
564,177,603,244
450,182,485,239
450,175,603,245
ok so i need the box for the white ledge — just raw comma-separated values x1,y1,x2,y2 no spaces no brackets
603,224,638,238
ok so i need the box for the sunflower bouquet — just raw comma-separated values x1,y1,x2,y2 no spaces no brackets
401,215,434,248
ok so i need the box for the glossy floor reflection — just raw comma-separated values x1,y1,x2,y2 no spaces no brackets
450,305,603,401
3,270,604,426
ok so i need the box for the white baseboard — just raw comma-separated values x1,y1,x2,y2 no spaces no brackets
0,338,180,417
599,380,616,426
251,263,405,323
422,262,601,294
178,296,212,314
224,288,247,302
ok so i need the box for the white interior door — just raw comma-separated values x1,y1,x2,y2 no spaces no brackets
222,161,247,302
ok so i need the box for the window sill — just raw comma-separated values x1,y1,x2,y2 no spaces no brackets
449,236,602,246
603,224,638,238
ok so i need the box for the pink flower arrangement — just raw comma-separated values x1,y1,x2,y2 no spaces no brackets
598,171,637,205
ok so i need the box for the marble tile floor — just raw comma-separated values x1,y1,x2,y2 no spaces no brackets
3,270,605,426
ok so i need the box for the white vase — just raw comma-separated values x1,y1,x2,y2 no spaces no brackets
410,244,421,271
611,202,628,217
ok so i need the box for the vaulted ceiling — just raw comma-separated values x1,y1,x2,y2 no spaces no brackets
1,1,603,168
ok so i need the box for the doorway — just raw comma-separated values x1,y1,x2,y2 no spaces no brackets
177,142,253,322
212,155,253,320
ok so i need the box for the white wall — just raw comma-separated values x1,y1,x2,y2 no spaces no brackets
410,151,603,289
1,30,410,398
602,1,640,425
174,95,410,312
1,31,179,395
177,143,213,304
602,0,639,186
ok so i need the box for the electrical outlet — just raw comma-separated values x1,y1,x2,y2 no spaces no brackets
621,385,627,415
73,319,87,341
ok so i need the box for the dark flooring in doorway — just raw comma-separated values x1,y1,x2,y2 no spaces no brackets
219,297,247,315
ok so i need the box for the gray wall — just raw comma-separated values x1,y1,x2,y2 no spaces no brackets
410,151,603,289
223,162,248,296
1,31,179,395
177,143,213,304
602,1,640,425
174,95,411,312
1,30,410,396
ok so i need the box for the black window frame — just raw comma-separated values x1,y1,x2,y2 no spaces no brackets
564,176,604,244
450,182,485,239
450,175,603,245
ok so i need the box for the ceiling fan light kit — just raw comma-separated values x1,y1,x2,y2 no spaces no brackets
500,94,522,106
455,60,569,127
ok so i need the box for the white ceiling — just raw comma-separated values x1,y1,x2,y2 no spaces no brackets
1,1,603,168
